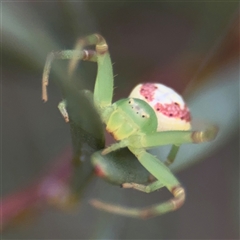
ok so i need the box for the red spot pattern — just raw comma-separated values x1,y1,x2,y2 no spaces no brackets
154,102,191,122
140,83,158,102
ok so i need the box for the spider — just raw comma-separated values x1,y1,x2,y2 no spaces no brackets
42,34,218,219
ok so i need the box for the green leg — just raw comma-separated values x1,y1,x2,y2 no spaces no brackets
91,148,185,218
68,35,100,77
43,34,114,120
102,126,218,156
57,90,94,123
164,145,180,166
127,125,218,149
90,180,165,218
102,143,179,166
129,148,180,188
122,180,164,193
128,147,185,217
91,36,114,110
58,100,69,122
90,184,184,219
101,141,128,155
42,49,97,102
68,34,115,111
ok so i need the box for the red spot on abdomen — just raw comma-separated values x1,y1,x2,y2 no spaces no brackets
154,102,191,122
140,83,157,102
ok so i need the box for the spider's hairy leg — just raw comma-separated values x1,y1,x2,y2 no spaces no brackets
127,124,218,149
42,49,97,102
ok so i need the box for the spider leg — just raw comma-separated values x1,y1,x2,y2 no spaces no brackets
90,148,185,219
69,34,115,111
42,49,97,102
90,186,184,219
101,141,128,155
43,34,114,120
164,145,180,166
91,35,114,111
68,34,109,77
89,181,165,218
121,180,164,193
68,37,96,77
129,147,185,218
122,145,176,193
58,100,69,122
102,125,217,156
67,34,114,110
127,125,218,149
102,143,179,167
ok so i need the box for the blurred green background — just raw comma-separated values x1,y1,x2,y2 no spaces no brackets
2,2,239,239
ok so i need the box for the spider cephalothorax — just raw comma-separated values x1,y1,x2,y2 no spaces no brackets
106,98,157,140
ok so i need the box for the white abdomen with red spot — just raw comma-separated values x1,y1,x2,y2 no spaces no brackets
129,83,191,131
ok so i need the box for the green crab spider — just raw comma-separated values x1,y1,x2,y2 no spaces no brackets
42,34,218,219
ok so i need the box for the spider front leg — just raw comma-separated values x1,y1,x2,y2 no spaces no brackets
67,36,97,77
42,33,114,108
103,124,218,155
42,49,97,102
127,125,218,149
67,33,115,112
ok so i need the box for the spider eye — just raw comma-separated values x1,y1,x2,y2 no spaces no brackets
128,98,133,104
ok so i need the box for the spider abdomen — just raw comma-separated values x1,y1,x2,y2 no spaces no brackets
129,83,191,131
